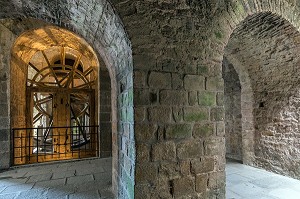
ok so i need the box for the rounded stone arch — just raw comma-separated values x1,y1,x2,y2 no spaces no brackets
215,0,300,165
0,0,134,198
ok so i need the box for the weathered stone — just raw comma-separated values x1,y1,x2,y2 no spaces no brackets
195,174,208,193
134,107,147,122
199,91,216,106
204,138,225,156
184,107,209,122
206,77,223,91
135,163,158,184
216,122,225,136
210,107,224,121
172,177,195,198
136,144,150,162
177,140,203,159
191,157,215,174
208,171,225,189
189,91,198,106
180,160,190,176
216,92,224,106
193,123,214,138
148,107,172,123
159,162,181,179
133,54,157,70
134,89,150,105
172,107,183,122
152,141,176,161
172,73,183,89
184,75,205,90
165,124,192,139
134,70,146,88
148,72,171,89
0,129,8,141
160,90,188,105
135,124,157,143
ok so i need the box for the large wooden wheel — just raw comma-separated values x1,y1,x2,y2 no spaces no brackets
26,47,97,158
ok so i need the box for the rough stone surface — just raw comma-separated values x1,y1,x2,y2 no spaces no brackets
1,0,300,198
223,59,242,161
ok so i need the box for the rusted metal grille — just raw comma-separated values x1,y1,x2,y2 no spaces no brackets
13,125,99,165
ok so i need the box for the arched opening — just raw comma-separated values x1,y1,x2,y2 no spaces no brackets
223,11,300,198
11,26,102,165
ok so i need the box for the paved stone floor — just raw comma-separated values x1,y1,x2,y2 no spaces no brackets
0,158,113,199
226,160,300,199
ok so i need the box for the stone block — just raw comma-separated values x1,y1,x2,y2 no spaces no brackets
208,171,225,189
195,174,208,193
134,70,146,88
184,107,209,122
199,91,216,106
216,122,225,136
148,106,172,123
136,143,150,162
148,72,171,89
216,92,224,106
165,124,192,139
159,162,181,179
198,65,209,75
134,107,147,122
135,123,157,143
193,123,214,138
189,91,198,105
0,104,8,117
0,151,10,169
210,107,224,121
177,140,203,159
184,75,205,90
172,107,183,122
135,162,157,183
159,90,188,105
206,76,224,91
180,160,190,175
172,73,183,89
134,89,150,105
0,129,8,141
133,54,156,70
152,141,176,161
172,177,195,198
204,138,225,155
191,157,215,174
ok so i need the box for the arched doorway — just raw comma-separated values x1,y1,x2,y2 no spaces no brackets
11,26,100,165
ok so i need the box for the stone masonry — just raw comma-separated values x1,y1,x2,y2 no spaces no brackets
0,0,300,199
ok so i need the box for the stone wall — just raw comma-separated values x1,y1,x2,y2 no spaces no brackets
223,58,242,161
114,1,227,198
100,69,112,158
225,12,300,179
0,0,134,198
0,23,15,169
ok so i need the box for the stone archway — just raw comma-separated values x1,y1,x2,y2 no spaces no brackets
217,0,300,178
0,0,134,198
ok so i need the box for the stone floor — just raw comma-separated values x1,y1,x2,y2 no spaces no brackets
0,158,113,199
226,160,300,199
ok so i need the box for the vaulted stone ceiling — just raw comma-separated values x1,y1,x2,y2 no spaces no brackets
225,12,300,96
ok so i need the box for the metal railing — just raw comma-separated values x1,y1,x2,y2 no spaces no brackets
13,125,99,165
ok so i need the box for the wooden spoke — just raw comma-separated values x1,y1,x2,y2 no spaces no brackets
74,81,95,89
60,46,65,67
35,95,52,105
83,67,94,77
70,105,87,142
41,50,61,87
66,54,82,88
33,112,43,124
29,62,41,73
